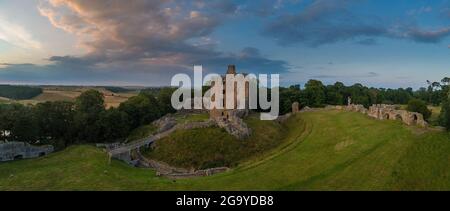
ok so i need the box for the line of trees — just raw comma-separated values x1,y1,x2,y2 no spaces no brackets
0,88,176,149
0,85,43,100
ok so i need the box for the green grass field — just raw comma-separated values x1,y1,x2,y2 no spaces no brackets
1,110,449,191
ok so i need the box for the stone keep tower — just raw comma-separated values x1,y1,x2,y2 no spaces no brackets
210,65,250,122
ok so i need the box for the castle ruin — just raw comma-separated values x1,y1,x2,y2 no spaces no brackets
209,65,252,139
0,141,54,162
327,99,428,127
368,104,428,127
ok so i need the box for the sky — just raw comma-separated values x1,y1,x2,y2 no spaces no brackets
0,0,450,89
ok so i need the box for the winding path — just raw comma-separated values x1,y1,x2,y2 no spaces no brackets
107,121,214,164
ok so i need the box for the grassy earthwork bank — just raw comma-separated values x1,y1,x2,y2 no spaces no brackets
0,110,449,190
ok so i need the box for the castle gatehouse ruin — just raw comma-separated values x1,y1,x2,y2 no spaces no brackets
0,141,54,162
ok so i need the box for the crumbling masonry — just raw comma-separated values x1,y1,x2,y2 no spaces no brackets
209,65,252,139
328,97,428,127
0,141,54,162
367,104,428,127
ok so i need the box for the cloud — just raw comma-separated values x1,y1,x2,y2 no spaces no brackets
37,0,290,70
408,6,433,16
0,17,42,49
262,0,387,46
1,0,290,85
403,27,450,43
262,0,450,47
367,72,379,77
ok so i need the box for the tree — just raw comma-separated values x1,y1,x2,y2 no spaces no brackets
96,108,131,142
75,90,105,114
442,77,450,86
0,104,39,143
156,87,176,114
119,93,161,129
304,80,326,107
279,86,302,114
33,101,75,148
74,90,105,142
440,91,450,130
407,99,431,120
325,84,344,105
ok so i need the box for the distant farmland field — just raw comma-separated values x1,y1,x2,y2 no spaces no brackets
12,86,138,108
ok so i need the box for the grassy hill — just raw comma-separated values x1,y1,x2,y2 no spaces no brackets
143,114,288,169
0,110,449,191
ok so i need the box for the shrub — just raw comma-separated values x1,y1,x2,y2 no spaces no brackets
407,99,431,120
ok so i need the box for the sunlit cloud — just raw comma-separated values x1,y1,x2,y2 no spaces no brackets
0,17,42,50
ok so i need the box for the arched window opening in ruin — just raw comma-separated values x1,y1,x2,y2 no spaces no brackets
383,113,390,120
395,114,402,121
412,114,419,124
39,152,45,157
14,155,23,160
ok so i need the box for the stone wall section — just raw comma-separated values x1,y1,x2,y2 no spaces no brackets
327,103,428,127
0,141,53,162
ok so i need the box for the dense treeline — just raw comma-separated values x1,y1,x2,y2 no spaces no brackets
0,88,176,149
102,86,132,93
0,85,43,100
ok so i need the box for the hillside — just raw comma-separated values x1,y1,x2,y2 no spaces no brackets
142,114,289,169
0,110,449,190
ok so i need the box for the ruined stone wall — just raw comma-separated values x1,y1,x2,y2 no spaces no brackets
136,150,229,179
0,142,53,162
215,114,252,140
327,104,428,127
346,104,368,114
368,104,427,127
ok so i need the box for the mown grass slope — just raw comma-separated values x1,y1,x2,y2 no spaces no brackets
0,110,449,191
